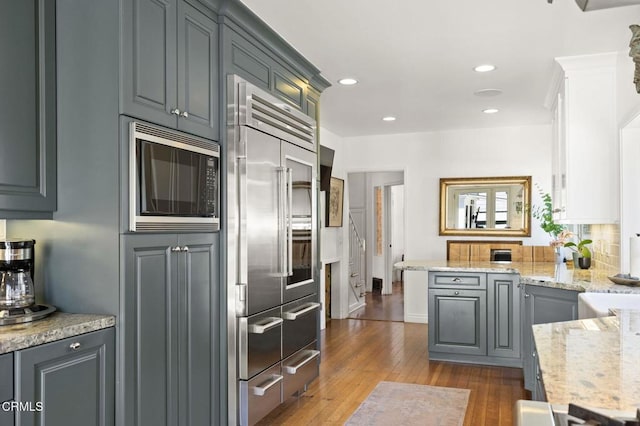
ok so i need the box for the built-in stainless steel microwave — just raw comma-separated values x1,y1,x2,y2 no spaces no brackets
129,121,220,232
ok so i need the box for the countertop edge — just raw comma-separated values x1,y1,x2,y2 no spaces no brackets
0,312,116,354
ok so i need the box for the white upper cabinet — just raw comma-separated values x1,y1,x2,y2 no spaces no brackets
546,52,618,224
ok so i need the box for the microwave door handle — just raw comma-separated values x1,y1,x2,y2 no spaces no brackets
278,166,287,277
287,168,293,277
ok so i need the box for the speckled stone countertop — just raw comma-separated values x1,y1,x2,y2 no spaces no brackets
0,312,115,354
394,260,640,293
532,311,640,412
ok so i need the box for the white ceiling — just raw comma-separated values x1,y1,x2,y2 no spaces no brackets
240,0,640,138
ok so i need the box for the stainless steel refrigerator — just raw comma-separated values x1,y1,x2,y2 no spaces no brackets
226,75,320,426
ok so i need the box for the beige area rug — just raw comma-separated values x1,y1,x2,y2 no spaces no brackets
345,381,470,426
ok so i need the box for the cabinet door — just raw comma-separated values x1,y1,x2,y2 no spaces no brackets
0,353,13,425
428,289,486,356
122,234,178,426
176,233,218,426
0,0,56,217
14,328,115,426
522,285,578,391
121,0,178,129
176,2,219,140
487,274,521,359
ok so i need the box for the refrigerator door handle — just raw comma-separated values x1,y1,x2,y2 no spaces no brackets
286,167,293,277
238,155,248,285
278,166,288,276
247,317,283,334
283,350,320,374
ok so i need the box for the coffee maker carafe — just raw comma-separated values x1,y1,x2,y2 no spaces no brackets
0,239,55,324
0,239,35,309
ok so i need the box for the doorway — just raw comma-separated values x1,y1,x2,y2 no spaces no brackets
347,171,405,322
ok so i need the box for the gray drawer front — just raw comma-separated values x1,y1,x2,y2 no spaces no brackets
239,307,282,380
239,363,282,426
282,294,319,359
429,272,487,289
282,342,319,399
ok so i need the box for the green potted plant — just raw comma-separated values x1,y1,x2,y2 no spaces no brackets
564,239,592,269
531,190,568,263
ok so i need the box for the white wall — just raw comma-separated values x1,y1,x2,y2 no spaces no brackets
342,124,553,323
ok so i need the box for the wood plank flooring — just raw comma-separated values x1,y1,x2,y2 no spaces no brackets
347,282,405,322
256,319,528,425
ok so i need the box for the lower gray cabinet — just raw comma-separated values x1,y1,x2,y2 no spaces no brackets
14,328,115,426
428,271,521,367
121,233,218,426
0,353,14,425
522,284,578,398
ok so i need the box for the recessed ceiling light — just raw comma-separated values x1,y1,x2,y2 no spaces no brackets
483,108,499,114
474,64,496,73
338,78,358,86
474,88,503,97
382,116,396,121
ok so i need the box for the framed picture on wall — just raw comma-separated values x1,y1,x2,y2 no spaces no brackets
326,177,344,227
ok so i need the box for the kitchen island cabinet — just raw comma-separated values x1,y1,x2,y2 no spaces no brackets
14,327,115,426
0,353,13,425
428,271,521,367
121,233,218,426
0,0,56,219
522,284,578,399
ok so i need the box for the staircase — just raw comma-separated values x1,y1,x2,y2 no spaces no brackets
348,212,366,312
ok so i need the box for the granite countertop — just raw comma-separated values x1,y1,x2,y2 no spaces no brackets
532,311,640,412
0,312,115,354
394,260,640,293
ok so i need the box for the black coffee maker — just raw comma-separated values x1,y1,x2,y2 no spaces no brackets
0,239,55,324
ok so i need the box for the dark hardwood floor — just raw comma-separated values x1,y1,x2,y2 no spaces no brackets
256,317,528,425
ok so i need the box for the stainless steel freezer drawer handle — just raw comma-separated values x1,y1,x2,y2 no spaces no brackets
282,302,320,320
252,374,283,396
247,317,283,334
283,350,320,374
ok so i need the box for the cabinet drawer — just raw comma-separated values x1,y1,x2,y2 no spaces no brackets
238,306,282,380
282,342,319,399
429,272,486,289
239,363,282,426
282,294,319,359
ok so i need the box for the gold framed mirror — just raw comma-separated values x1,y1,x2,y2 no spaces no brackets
439,176,531,237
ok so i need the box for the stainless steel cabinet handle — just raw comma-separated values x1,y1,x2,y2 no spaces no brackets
170,108,181,116
524,293,530,298
282,302,320,320
454,291,460,295
181,246,189,252
252,375,283,396
69,342,81,350
452,277,462,283
180,111,189,118
283,350,320,374
532,351,536,358
171,246,181,252
248,317,283,334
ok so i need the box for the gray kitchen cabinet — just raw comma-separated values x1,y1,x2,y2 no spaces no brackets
121,233,218,426
522,284,578,398
121,0,219,140
487,273,521,360
14,327,115,426
0,353,13,425
428,271,521,367
0,0,56,218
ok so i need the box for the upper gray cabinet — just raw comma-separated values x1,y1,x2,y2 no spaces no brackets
0,0,56,219
121,0,219,140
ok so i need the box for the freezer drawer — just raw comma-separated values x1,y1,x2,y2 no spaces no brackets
238,307,282,380
282,294,320,359
282,342,319,399
239,363,282,426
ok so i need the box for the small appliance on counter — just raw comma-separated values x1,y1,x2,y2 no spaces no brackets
0,239,55,325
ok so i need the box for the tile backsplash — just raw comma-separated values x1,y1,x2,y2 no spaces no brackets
590,224,620,271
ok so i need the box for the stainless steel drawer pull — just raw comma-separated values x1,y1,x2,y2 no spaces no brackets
252,374,283,396
170,108,181,116
454,291,460,295
283,350,320,374
69,342,81,350
524,293,530,298
247,317,283,334
181,246,189,252
282,302,320,320
171,246,181,252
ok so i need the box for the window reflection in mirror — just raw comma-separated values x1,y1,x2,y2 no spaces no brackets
440,176,531,237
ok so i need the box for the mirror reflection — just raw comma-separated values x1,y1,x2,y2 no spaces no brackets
439,176,531,236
